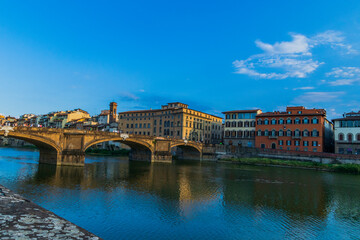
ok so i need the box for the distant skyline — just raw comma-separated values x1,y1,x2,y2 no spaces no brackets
1,0,360,119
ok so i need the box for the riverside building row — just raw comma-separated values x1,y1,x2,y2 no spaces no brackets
117,102,223,144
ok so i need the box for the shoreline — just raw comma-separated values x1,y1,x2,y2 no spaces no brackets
0,184,101,239
218,157,360,174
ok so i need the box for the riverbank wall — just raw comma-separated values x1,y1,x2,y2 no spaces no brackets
0,184,101,239
202,145,360,165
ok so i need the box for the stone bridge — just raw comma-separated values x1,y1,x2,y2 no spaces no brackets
0,127,204,166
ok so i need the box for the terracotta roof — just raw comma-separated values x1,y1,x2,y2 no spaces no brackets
119,108,222,119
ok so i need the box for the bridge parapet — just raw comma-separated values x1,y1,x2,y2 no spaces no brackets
2,127,205,166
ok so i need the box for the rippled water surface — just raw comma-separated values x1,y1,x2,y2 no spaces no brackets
1,147,360,240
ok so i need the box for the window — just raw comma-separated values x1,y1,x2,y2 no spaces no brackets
312,130,319,137
238,121,243,127
286,118,292,124
257,130,262,136
237,131,243,138
312,118,319,124
357,134,360,141
303,141,309,146
303,130,309,137
257,119,262,125
295,140,300,146
294,118,300,124
271,129,276,136
286,129,292,136
271,119,276,125
348,133,353,142
244,121,249,127
286,140,291,146
303,118,309,124
278,140,284,146
264,119,269,125
294,129,300,137
312,141,318,146
279,130,284,136
339,133,344,141
264,130,269,136
261,144,265,149
279,119,284,124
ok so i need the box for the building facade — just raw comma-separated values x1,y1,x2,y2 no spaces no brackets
118,102,223,144
222,109,262,147
333,111,360,154
255,106,334,152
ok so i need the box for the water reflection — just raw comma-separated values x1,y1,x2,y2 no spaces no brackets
1,148,360,240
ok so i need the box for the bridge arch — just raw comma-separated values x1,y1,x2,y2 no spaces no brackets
84,137,154,162
170,142,202,160
2,131,62,164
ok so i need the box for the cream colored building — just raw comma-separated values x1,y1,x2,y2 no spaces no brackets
118,102,223,144
50,109,90,128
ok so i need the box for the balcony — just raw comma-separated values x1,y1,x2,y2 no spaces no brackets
268,135,278,139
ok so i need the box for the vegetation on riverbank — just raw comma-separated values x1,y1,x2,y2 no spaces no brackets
85,148,130,156
220,157,360,175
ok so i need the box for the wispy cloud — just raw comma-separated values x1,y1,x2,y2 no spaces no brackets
292,91,344,104
326,67,360,86
233,31,355,80
292,86,315,90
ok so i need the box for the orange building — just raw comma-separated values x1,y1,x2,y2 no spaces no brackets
255,106,334,152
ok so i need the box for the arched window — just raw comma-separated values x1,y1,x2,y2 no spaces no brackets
257,119,262,125
294,129,300,137
244,121,249,127
226,122,230,127
238,121,243,127
271,119,276,125
303,129,309,137
339,133,344,141
294,118,300,124
357,134,360,141
245,130,249,137
287,129,292,136
237,131,243,138
312,118,319,124
251,121,256,127
225,131,230,137
279,129,284,136
250,130,255,137
348,133,353,142
264,130,269,136
312,129,319,137
231,131,236,137
271,129,276,136
279,118,284,124
257,130,262,136
264,119,269,125
286,118,292,124
303,117,309,124
232,121,236,127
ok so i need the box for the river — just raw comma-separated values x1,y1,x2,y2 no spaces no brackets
0,147,360,240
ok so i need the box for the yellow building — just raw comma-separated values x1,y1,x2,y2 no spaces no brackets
50,109,90,128
118,102,223,144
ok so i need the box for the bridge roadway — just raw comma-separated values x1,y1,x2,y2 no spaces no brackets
0,127,204,166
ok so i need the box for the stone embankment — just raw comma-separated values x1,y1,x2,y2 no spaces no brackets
0,184,101,239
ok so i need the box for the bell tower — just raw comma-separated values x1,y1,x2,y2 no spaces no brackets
109,102,118,123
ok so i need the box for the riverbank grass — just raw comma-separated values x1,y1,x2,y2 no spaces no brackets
221,157,360,174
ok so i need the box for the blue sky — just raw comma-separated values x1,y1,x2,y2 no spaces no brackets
1,0,360,119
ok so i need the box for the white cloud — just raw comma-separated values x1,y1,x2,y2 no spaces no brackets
326,67,360,86
292,91,344,104
233,31,355,79
292,86,315,90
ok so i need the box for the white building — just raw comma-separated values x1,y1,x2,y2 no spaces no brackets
333,111,360,154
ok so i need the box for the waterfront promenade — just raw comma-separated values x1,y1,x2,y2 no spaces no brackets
0,184,100,239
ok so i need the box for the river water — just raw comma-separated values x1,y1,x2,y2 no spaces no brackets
0,147,360,240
